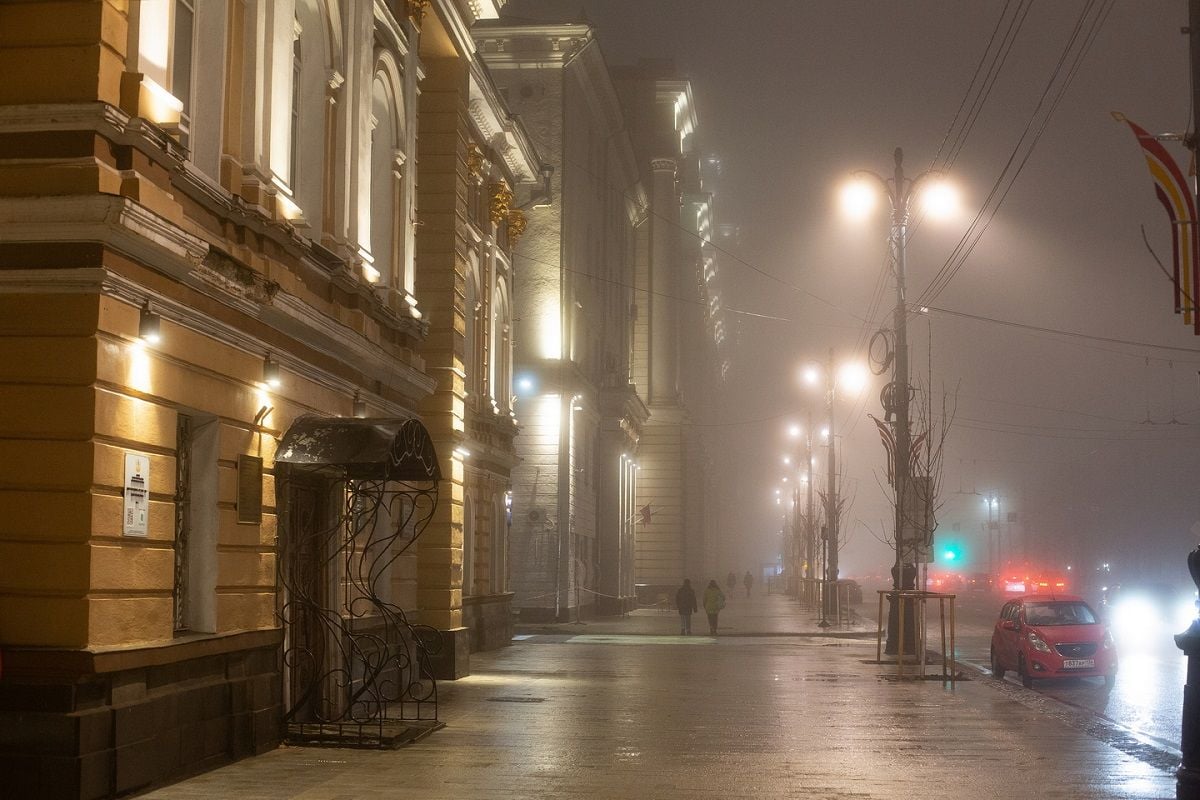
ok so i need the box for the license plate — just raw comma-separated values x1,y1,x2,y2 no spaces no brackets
1062,658,1095,669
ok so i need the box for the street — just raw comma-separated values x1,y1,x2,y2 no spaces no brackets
939,593,1187,757
144,594,1175,800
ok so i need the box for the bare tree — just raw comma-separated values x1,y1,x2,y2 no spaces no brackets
871,379,959,564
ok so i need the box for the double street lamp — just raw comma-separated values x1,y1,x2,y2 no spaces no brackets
840,147,959,651
800,353,868,624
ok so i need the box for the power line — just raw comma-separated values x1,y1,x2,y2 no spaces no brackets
926,304,1200,357
917,0,1115,306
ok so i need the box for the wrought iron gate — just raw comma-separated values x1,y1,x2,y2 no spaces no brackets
276,416,442,746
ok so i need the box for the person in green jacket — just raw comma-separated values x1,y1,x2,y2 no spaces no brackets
702,579,726,635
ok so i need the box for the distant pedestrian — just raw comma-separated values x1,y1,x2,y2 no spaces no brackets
675,579,697,635
743,570,754,598
703,579,726,635
726,571,737,593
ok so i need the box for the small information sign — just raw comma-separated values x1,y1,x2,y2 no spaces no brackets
123,453,150,537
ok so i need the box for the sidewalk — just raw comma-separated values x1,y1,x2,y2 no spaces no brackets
516,588,873,638
143,593,1176,799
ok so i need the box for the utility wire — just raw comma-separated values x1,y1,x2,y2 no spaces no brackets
917,0,1114,306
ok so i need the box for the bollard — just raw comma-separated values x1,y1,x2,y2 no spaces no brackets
1176,545,1200,799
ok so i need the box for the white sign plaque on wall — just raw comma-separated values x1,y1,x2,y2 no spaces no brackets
123,452,150,537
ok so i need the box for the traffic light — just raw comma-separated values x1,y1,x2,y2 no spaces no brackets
940,540,965,565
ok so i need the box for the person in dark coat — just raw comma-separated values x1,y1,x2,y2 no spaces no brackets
743,570,754,598
675,578,698,635
703,579,726,635
726,571,737,593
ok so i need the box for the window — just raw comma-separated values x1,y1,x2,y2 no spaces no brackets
174,413,218,634
171,0,195,143
465,254,481,398
462,495,475,597
290,33,301,187
369,76,402,286
492,279,513,413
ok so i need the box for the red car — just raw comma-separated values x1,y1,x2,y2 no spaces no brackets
989,594,1117,688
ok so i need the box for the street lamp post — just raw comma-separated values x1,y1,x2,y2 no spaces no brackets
846,147,956,654
824,349,839,624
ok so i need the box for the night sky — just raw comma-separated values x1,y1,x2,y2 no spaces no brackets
504,1,1198,586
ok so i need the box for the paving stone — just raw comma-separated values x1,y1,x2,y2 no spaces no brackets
142,594,1176,799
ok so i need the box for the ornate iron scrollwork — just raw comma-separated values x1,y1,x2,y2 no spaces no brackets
278,418,442,744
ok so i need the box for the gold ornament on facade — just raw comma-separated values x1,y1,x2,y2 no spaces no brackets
406,0,430,21
467,143,485,179
506,209,528,243
489,183,513,226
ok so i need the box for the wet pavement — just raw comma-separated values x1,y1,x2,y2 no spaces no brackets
143,593,1177,799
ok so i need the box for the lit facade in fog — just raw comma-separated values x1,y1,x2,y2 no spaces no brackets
0,0,539,794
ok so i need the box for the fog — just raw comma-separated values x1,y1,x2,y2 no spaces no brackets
507,1,1200,588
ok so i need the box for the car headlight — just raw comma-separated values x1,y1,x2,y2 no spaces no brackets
1176,598,1199,631
1027,631,1052,653
1113,596,1158,639
1102,630,1115,650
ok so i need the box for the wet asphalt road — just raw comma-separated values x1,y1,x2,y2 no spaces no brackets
949,593,1186,755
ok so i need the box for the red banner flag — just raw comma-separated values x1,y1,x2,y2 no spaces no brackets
1115,113,1199,333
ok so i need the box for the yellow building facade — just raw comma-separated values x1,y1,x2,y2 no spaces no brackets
0,0,537,796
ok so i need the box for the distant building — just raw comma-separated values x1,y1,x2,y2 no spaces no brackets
613,61,732,598
476,22,648,619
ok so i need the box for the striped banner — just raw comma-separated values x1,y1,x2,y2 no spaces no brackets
1115,113,1199,332
870,414,927,486
869,414,896,485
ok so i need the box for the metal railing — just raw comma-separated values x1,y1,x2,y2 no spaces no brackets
874,590,957,685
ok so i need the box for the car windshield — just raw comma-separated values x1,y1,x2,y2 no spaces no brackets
1024,602,1097,626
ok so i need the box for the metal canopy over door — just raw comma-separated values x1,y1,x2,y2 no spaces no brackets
275,415,443,746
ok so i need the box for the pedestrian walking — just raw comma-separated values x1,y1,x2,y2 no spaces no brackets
743,570,754,598
703,579,726,635
675,578,697,635
726,571,737,593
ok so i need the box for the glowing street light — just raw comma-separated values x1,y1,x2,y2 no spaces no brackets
839,177,878,221
841,148,962,655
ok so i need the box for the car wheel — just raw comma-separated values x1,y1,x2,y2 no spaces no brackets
1019,655,1034,689
990,646,1006,679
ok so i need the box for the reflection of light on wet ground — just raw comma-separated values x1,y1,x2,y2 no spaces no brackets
1117,759,1166,797
552,634,713,646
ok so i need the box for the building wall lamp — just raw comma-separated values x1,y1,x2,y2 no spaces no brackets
263,355,281,389
139,304,162,345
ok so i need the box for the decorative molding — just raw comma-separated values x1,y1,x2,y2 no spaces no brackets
650,158,677,174
466,142,485,180
488,182,513,226
406,0,431,22
506,209,527,243
0,267,435,412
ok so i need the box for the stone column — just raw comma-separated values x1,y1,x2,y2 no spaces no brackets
648,158,678,405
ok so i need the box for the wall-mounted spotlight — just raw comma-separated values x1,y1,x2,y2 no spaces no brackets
352,392,367,418
138,304,161,345
263,355,281,389
453,447,472,460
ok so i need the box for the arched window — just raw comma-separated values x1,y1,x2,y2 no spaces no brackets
462,495,475,597
464,252,481,399
492,276,513,413
369,76,399,286
292,0,336,238
492,494,507,593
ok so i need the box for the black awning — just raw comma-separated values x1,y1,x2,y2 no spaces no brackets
276,415,442,482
